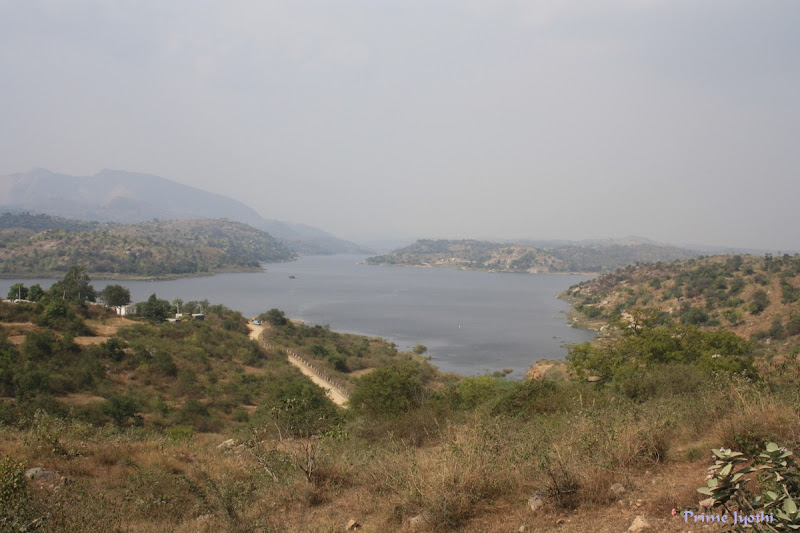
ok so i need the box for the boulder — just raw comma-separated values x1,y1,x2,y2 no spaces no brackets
217,439,236,449
25,467,59,482
628,515,650,532
408,515,425,530
528,491,546,513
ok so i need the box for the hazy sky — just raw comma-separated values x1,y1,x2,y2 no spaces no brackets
1,1,798,250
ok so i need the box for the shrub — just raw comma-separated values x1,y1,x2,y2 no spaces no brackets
101,394,143,427
454,376,508,409
489,379,574,417
682,306,710,325
164,425,195,441
0,456,36,531
350,361,427,418
261,308,288,326
750,289,769,315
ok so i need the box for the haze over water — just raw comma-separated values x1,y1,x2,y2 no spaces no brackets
5,255,596,378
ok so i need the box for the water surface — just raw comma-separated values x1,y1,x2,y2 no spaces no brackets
4,255,596,378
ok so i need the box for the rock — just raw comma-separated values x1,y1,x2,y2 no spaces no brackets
528,491,546,513
345,519,360,530
25,467,43,479
25,468,59,482
518,526,528,533
610,482,626,497
408,515,425,530
587,376,602,383
628,515,650,532
217,439,235,449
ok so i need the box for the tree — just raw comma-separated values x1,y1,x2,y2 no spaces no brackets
50,265,96,302
7,283,27,300
99,284,131,307
27,284,44,302
750,289,769,315
412,344,428,355
101,394,142,426
136,293,172,322
262,308,288,326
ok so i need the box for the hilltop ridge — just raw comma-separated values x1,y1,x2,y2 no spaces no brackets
367,238,698,273
0,213,295,278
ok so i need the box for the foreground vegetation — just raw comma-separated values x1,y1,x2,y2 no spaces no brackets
0,213,295,278
2,257,800,531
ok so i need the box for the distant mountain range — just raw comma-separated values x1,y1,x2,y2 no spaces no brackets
0,168,369,255
366,238,699,274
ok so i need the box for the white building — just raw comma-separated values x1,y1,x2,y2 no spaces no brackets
115,304,137,316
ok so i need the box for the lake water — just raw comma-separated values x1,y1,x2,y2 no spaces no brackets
3,255,596,378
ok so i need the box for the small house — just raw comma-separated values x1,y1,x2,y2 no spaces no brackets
116,304,137,316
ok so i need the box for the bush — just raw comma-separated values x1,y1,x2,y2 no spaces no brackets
454,376,509,409
582,305,603,319
489,379,575,417
101,394,143,426
261,308,288,326
0,456,36,531
164,425,195,441
681,306,710,325
350,361,427,418
750,289,769,315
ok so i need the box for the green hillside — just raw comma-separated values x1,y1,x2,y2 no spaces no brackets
367,238,698,274
0,213,296,278
366,239,568,273
565,253,800,369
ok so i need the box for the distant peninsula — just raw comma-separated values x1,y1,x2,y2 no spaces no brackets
0,212,296,279
366,238,698,274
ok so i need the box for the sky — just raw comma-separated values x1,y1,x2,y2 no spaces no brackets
1,1,798,250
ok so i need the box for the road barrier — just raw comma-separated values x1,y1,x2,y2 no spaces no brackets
261,340,351,399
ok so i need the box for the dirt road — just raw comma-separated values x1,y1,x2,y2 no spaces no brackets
248,324,349,408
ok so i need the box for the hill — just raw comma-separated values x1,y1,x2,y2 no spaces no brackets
367,238,698,273
564,253,800,361
0,168,369,255
0,213,296,277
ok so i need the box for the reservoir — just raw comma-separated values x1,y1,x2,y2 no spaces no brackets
4,255,596,378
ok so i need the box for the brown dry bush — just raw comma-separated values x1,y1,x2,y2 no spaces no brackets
401,419,517,530
712,384,800,456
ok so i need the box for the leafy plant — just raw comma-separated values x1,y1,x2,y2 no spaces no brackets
698,442,800,531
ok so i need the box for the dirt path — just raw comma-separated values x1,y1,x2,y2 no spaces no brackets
248,324,349,408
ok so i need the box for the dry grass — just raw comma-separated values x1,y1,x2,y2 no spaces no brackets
3,376,800,532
